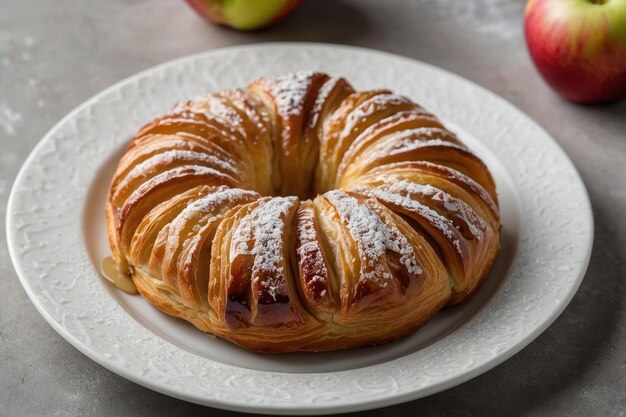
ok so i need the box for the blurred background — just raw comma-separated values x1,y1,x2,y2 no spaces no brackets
1,1,625,416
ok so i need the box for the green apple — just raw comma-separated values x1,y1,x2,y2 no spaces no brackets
186,0,304,31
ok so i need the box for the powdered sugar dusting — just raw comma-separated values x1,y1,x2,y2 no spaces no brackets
125,165,234,208
382,126,458,145
128,150,237,179
231,197,297,302
168,97,242,140
361,108,439,137
338,109,441,171
433,162,499,216
358,180,478,257
265,71,314,118
221,89,271,144
201,95,247,139
367,127,465,160
325,190,421,281
386,138,466,157
403,183,484,240
173,95,244,127
341,94,413,138
307,77,343,130
170,187,259,234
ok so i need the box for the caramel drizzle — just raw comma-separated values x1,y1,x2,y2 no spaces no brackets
101,256,137,294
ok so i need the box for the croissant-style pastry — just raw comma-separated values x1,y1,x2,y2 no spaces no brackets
106,71,500,352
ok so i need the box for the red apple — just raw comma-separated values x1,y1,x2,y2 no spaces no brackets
524,0,626,103
186,0,304,31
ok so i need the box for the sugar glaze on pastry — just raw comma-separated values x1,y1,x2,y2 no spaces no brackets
105,71,500,352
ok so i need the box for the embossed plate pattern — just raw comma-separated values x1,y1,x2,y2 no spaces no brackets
6,44,593,415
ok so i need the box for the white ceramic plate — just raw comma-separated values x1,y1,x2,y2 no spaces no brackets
6,43,593,415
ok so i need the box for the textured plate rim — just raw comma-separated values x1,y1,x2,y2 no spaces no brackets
6,42,593,415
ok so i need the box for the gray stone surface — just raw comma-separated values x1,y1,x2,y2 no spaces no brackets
1,0,625,415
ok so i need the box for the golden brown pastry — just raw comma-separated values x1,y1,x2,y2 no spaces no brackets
105,71,500,352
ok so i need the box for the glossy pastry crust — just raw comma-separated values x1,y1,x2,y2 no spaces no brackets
106,71,501,352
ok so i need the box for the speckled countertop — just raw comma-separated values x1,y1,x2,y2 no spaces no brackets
1,1,625,416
